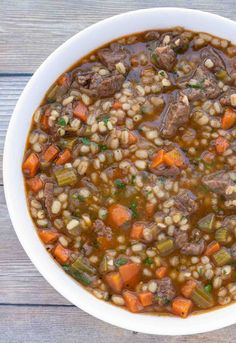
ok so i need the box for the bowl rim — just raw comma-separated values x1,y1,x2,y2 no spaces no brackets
4,7,236,335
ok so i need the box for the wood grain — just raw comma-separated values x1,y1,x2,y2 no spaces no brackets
0,0,236,73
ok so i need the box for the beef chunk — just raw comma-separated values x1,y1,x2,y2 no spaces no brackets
44,182,54,217
200,47,225,72
155,277,176,306
202,170,236,200
78,71,125,98
152,46,176,71
222,216,236,230
180,67,222,101
175,190,198,215
181,239,205,256
160,91,190,138
97,44,130,71
93,219,113,240
174,229,188,249
150,165,181,178
144,31,160,41
76,70,94,87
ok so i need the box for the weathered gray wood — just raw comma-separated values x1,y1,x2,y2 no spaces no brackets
1,305,236,343
0,0,236,73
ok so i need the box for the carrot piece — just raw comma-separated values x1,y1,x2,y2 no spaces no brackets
130,222,144,240
145,202,156,217
172,297,193,318
73,101,88,122
39,230,59,244
128,131,138,145
221,108,236,130
119,263,141,287
138,292,154,307
108,204,131,227
155,266,168,279
97,236,114,250
56,149,72,165
40,114,49,130
43,144,60,162
112,101,122,110
123,291,143,313
53,244,70,264
181,279,197,298
57,73,70,86
205,240,220,256
164,149,184,168
215,136,230,154
22,152,40,177
150,149,165,168
104,272,124,293
27,176,43,192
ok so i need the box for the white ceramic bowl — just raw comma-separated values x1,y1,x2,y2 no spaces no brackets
4,7,236,335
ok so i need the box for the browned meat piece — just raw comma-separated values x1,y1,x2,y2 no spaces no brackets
220,89,236,106
144,31,160,41
200,47,225,72
80,177,98,193
230,243,236,260
152,46,176,71
155,277,176,306
175,190,198,215
44,182,54,217
174,229,188,248
180,67,222,101
150,165,181,177
97,44,130,71
93,219,113,240
202,170,236,199
222,216,236,230
160,91,190,138
181,239,205,256
76,70,94,87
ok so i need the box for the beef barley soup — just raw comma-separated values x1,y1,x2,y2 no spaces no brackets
22,27,236,318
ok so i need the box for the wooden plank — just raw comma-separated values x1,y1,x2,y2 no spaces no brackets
0,0,236,73
1,305,236,343
0,186,70,305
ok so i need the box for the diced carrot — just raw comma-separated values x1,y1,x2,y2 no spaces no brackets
164,149,185,168
205,240,220,256
128,131,138,145
104,272,124,293
138,292,154,307
27,176,43,192
215,136,230,154
112,101,122,110
181,279,197,298
119,263,141,287
108,204,131,227
221,108,236,130
43,144,60,162
40,114,49,130
172,297,193,318
39,230,59,244
123,291,143,313
53,244,70,264
155,266,168,279
150,149,165,168
97,236,114,250
56,149,72,165
145,202,156,217
130,222,144,240
73,101,88,122
57,73,70,86
22,152,40,177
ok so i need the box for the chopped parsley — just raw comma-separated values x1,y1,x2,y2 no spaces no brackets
80,137,91,145
204,284,213,293
77,195,85,202
57,117,67,126
103,116,109,125
130,201,138,218
114,179,126,190
114,258,128,267
130,175,136,185
144,257,154,265
187,79,205,90
99,144,108,151
159,71,165,77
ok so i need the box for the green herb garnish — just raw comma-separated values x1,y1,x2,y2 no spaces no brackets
114,179,126,190
204,284,213,293
187,79,205,90
103,116,109,125
99,144,108,151
130,201,138,218
57,117,67,126
144,257,154,265
77,195,85,202
114,258,128,267
80,137,91,145
130,175,136,185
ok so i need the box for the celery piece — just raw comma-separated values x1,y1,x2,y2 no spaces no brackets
72,257,96,275
63,265,92,286
54,168,77,186
215,228,229,243
212,248,231,266
59,137,77,150
191,287,214,309
156,239,174,256
198,213,215,233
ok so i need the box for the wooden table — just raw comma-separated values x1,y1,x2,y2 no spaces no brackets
1,1,236,341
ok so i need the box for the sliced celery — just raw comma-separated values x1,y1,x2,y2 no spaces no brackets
54,168,77,186
215,228,229,243
212,248,231,266
59,137,77,150
191,287,214,309
198,213,215,233
72,257,96,275
156,239,174,256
